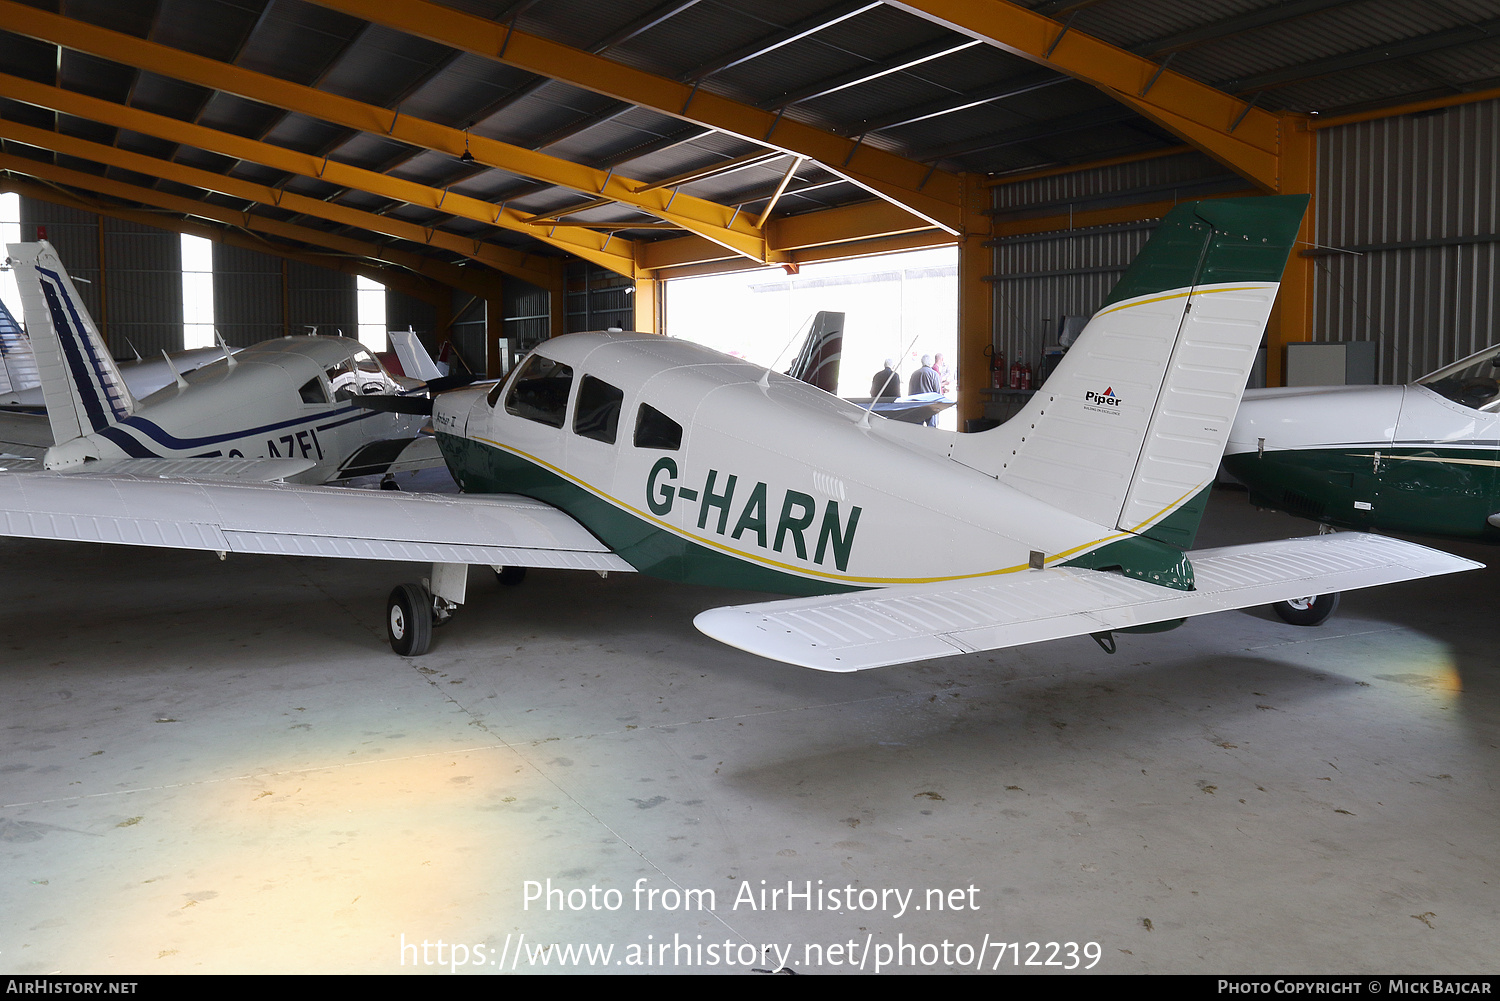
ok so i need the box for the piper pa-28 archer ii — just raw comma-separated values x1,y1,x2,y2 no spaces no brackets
0,241,437,482
1223,342,1500,624
0,197,1480,668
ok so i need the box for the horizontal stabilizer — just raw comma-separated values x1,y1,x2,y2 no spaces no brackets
0,472,634,572
0,409,52,458
694,533,1481,671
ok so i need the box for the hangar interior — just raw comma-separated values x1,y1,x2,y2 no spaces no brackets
1,0,1498,974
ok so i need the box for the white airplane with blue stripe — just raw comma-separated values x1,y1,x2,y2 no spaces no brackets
4,241,434,482
0,199,1480,668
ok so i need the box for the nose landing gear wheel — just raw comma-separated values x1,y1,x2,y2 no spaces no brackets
1272,592,1340,626
387,582,433,655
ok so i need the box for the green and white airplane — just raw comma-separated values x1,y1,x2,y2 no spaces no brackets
1224,343,1500,623
0,197,1479,666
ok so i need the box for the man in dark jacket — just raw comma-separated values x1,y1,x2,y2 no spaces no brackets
870,359,901,398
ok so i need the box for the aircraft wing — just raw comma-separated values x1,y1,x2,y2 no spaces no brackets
0,471,632,572
694,533,1481,672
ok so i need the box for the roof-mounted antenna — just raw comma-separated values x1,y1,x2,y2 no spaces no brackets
122,336,143,362
215,329,237,369
161,350,188,390
759,312,815,390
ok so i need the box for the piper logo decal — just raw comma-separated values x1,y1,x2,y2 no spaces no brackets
1084,387,1122,412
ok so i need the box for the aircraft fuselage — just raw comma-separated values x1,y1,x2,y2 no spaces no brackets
46,336,425,483
433,332,1123,595
1225,384,1500,540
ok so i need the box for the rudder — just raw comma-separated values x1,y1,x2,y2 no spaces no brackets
6,241,135,446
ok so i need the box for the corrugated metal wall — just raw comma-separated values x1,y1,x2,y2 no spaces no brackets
987,152,1232,371
18,201,102,336
1315,99,1500,384
286,260,356,337
992,149,1236,214
565,260,631,333
990,222,1154,373
503,278,551,365
213,243,282,345
100,220,182,359
386,289,436,347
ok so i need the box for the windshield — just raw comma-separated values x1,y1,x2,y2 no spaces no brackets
1416,343,1500,412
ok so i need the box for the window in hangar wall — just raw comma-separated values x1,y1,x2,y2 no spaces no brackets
356,274,388,353
180,233,216,350
661,247,958,409
0,193,20,323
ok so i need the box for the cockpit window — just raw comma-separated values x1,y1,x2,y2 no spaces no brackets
1418,343,1500,411
634,403,681,450
574,375,624,444
299,378,328,404
505,354,574,428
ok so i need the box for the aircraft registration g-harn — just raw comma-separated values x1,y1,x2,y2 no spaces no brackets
0,198,1481,667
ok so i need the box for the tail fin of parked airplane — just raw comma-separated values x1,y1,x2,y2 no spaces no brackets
0,295,39,398
786,310,843,394
6,241,136,445
953,195,1307,552
389,326,444,383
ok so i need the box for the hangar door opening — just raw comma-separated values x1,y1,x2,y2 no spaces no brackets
662,247,957,422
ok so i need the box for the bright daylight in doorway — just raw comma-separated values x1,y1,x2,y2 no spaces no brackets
662,247,958,424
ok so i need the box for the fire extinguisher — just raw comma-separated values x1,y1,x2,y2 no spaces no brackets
1008,359,1024,389
985,344,1005,389
1017,360,1032,391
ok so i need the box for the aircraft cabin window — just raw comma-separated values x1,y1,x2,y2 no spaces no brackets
299,378,328,405
634,403,682,450
574,376,624,444
504,354,574,428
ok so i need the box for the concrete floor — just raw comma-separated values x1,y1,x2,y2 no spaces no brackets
1,486,1495,975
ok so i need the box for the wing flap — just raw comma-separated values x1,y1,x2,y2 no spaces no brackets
694,533,1481,671
0,471,634,572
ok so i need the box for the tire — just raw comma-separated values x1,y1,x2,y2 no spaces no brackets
387,583,433,655
1272,592,1341,627
496,565,528,586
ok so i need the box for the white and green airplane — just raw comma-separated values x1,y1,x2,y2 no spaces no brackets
0,197,1479,666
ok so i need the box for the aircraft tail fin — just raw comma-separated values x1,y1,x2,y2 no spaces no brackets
953,195,1307,552
0,294,39,398
389,326,444,382
786,310,843,394
5,241,135,444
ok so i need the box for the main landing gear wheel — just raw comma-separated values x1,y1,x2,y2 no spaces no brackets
496,566,527,586
387,582,433,656
1272,592,1341,626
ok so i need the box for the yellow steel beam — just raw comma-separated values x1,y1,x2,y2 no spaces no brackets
0,154,507,300
773,199,939,251
990,188,1260,238
1310,84,1500,129
638,199,944,271
296,0,963,233
0,72,573,285
0,116,560,289
652,230,958,281
5,174,448,308
1266,122,1317,387
0,0,773,267
986,145,1193,187
886,0,1290,192
632,278,660,334
957,173,992,427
